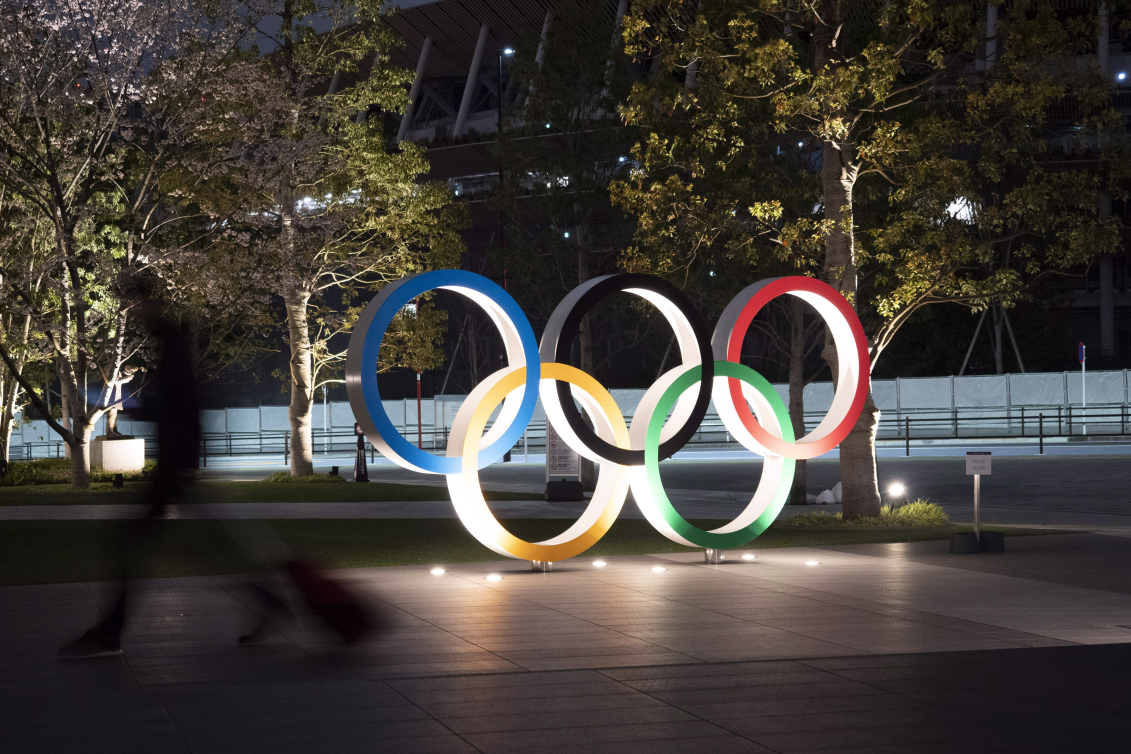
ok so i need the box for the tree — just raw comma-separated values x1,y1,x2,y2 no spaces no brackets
618,0,1123,517
490,0,639,487
0,0,248,487
0,200,52,462
195,0,464,476
611,8,831,507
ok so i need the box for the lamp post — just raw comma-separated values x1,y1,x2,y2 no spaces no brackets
498,47,513,288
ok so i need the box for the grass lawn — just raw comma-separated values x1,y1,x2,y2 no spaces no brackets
0,480,541,506
0,518,1057,586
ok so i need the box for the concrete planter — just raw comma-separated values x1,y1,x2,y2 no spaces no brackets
91,438,145,472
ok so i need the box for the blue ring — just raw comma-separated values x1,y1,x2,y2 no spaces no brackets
353,270,539,474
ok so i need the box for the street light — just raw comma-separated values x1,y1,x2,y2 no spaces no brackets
497,46,515,289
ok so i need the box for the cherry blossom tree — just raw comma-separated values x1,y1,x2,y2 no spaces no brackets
0,200,52,463
0,0,254,487
193,0,464,476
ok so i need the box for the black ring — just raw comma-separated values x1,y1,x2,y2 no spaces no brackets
541,273,714,466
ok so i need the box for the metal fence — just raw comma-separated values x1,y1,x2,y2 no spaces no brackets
9,370,1131,461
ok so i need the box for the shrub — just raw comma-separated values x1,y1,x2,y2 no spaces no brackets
0,458,70,486
882,500,949,526
777,499,949,528
0,458,155,486
261,472,347,483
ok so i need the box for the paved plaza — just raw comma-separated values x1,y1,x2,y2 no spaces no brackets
4,532,1131,753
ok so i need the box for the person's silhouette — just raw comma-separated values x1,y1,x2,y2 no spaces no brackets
59,298,201,657
60,294,367,658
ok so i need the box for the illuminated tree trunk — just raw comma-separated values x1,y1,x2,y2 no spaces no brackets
60,372,90,489
60,372,72,461
0,377,16,464
816,6,880,518
0,312,30,463
285,288,315,477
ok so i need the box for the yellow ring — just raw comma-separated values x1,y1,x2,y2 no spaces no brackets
445,363,631,561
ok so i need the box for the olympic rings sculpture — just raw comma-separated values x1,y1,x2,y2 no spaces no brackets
346,270,869,563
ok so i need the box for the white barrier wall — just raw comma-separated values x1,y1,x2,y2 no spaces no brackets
11,369,1131,452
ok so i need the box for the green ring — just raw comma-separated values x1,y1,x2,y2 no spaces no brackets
643,361,796,549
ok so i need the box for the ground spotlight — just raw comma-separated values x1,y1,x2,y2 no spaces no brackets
486,574,502,582
651,566,667,572
742,554,755,561
888,482,906,498
430,568,445,575
804,560,820,566
592,561,607,568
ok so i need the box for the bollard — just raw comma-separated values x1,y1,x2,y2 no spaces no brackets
1039,413,1044,455
905,416,910,457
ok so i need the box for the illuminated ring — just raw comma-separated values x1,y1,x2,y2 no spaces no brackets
446,363,631,561
630,361,795,549
539,274,713,466
712,277,868,459
345,270,540,474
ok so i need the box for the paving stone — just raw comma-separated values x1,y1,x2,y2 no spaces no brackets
4,537,1131,752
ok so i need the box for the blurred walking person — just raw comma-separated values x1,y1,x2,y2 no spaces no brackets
59,293,370,657
59,295,201,657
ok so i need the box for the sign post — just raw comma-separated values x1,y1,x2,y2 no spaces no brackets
545,421,582,501
965,451,991,537
951,451,1004,554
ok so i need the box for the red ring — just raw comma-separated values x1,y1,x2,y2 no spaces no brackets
726,278,869,459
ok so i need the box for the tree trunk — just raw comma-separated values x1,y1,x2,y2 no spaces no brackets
285,289,315,477
1,351,23,463
1,410,12,464
106,382,121,436
840,390,880,513
576,220,596,491
788,299,808,506
1,377,15,464
60,372,72,461
69,422,91,489
816,10,881,519
58,369,90,489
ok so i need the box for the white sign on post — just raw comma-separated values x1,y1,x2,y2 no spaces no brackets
546,422,579,480
966,451,991,476
966,451,990,537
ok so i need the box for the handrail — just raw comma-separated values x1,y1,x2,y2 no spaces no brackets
9,403,1131,462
